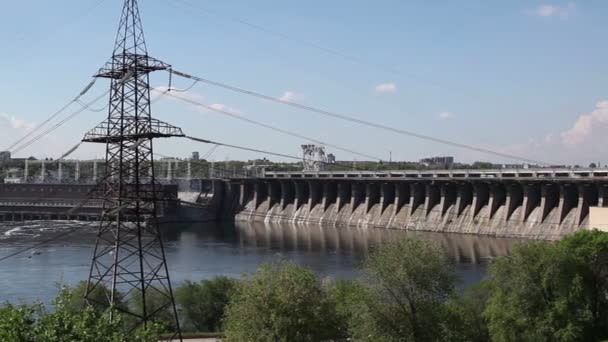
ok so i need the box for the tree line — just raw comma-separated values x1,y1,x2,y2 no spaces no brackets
1,229,607,341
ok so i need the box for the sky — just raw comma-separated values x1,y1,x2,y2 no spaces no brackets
1,0,607,166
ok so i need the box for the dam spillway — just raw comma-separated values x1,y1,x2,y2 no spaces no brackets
223,169,608,240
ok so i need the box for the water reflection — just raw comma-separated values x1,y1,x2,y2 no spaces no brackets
166,221,519,265
0,220,521,303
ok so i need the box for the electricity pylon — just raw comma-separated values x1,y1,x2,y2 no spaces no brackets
81,0,182,339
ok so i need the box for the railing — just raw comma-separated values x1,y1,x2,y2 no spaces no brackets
263,168,608,179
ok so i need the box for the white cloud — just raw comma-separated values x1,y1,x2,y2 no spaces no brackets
375,82,397,94
479,100,608,165
209,103,227,111
0,112,35,131
279,91,301,102
560,100,608,146
438,111,454,120
526,2,575,18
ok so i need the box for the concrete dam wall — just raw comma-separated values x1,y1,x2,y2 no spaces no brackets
226,178,608,240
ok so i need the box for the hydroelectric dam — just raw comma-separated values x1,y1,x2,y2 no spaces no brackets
4,167,608,240
217,168,608,240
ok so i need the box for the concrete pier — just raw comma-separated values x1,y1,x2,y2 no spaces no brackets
231,178,608,240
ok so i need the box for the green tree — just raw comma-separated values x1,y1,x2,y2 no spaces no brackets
351,237,456,342
0,288,160,342
175,276,237,332
325,279,366,340
223,261,341,342
0,303,39,341
484,230,608,342
57,281,124,314
130,288,177,332
556,229,608,337
445,281,491,342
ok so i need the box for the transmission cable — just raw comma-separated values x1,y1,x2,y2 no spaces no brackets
169,69,551,166
4,79,98,151
11,89,111,155
77,99,108,113
187,136,306,162
183,135,387,175
11,71,135,155
202,144,220,160
168,0,447,90
161,89,383,161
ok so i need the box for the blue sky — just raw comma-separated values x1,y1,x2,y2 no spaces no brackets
1,0,607,165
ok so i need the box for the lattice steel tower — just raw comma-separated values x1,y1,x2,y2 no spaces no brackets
82,0,183,338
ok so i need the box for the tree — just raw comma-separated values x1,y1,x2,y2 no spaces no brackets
589,162,597,168
57,281,124,314
472,161,495,169
0,288,160,342
130,288,177,333
174,276,237,332
484,231,608,342
0,303,39,341
325,279,366,340
350,237,456,342
223,261,341,342
553,230,608,339
445,281,491,342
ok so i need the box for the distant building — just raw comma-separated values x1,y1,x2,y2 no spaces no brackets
192,151,200,161
419,156,454,167
0,151,10,161
4,168,22,184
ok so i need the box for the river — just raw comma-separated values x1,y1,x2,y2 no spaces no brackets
0,220,520,304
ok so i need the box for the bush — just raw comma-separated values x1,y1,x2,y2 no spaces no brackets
0,287,160,342
175,276,237,332
484,230,608,341
223,261,342,342
346,237,456,342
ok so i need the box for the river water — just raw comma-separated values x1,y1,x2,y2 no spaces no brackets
0,220,520,304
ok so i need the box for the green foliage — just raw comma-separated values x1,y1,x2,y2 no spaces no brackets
471,161,495,169
223,261,342,342
484,230,608,342
5,230,608,340
56,280,125,314
0,287,160,342
344,237,455,342
445,281,491,342
175,276,237,332
325,279,366,339
0,303,40,341
130,287,177,333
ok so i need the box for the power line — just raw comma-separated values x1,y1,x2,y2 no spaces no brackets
202,144,220,160
11,71,140,156
169,69,552,166
4,79,98,151
11,89,111,155
9,0,108,63
187,136,306,162
161,89,384,161
169,0,449,91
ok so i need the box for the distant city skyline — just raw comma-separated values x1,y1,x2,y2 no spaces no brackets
1,1,607,165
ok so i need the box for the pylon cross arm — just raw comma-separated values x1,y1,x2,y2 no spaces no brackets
95,53,170,79
81,118,185,143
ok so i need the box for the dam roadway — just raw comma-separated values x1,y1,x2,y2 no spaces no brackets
223,168,608,240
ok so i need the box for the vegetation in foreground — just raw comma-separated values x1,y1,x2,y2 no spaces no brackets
1,229,607,341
